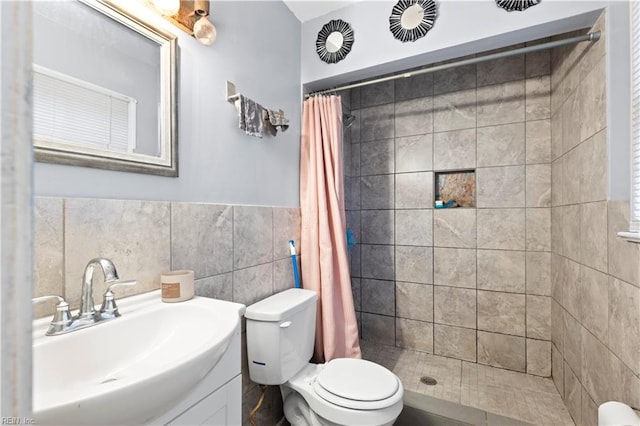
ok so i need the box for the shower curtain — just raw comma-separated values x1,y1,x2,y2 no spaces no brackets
300,95,362,362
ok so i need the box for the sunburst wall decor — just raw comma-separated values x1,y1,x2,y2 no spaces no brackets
495,0,541,12
315,19,354,64
389,0,437,43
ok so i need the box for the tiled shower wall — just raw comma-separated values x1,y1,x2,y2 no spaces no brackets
549,14,640,426
344,38,553,376
33,196,301,425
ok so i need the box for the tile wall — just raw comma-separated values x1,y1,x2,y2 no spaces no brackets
33,196,301,425
344,37,553,376
549,14,640,426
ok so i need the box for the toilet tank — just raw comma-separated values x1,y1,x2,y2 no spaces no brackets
245,288,317,385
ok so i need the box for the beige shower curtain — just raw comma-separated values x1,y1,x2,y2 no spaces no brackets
300,95,362,362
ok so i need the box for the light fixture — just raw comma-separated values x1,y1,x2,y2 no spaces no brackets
155,0,217,46
152,0,180,16
193,7,217,45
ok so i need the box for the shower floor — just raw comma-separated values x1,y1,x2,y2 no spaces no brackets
361,341,575,426
396,390,531,426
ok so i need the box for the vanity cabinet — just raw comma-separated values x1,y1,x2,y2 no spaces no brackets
169,375,241,425
149,329,243,425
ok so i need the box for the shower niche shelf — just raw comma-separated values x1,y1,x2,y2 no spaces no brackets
434,170,475,208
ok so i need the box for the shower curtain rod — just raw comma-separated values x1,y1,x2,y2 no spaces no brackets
306,31,600,97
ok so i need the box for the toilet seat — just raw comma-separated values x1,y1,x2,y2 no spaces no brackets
285,362,404,426
312,358,402,410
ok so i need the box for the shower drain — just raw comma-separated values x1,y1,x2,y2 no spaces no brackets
420,376,438,386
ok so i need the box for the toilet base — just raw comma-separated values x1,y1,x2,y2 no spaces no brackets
283,391,395,426
284,392,340,426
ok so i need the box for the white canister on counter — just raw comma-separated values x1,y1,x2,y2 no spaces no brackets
161,270,195,302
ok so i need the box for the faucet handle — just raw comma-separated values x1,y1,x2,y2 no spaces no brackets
32,295,73,335
100,280,137,317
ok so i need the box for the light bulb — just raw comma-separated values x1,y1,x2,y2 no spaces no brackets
153,0,180,16
193,16,217,46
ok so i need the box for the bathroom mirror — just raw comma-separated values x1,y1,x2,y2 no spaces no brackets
401,4,426,29
389,0,438,43
316,19,354,64
32,0,179,177
325,32,345,53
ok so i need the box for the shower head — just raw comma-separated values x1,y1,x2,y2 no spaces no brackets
343,113,356,129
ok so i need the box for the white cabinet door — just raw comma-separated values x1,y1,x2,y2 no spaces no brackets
168,375,241,426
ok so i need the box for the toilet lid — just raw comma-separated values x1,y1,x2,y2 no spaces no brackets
315,358,400,407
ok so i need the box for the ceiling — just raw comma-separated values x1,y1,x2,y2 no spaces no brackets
282,0,360,22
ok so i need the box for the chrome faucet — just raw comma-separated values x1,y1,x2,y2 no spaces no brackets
34,257,136,336
79,257,120,321
32,295,73,335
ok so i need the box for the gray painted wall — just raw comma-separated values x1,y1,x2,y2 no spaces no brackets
34,1,302,207
606,1,631,201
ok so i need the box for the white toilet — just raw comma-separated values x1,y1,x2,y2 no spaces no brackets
245,288,403,426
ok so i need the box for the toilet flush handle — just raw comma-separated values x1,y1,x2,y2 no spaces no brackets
280,321,292,328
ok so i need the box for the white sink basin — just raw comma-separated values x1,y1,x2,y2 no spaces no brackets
33,291,245,425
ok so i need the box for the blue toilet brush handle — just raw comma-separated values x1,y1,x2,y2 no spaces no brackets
289,240,301,289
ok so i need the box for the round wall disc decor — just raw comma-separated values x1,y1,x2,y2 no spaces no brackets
389,0,437,43
316,19,354,64
495,0,540,12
